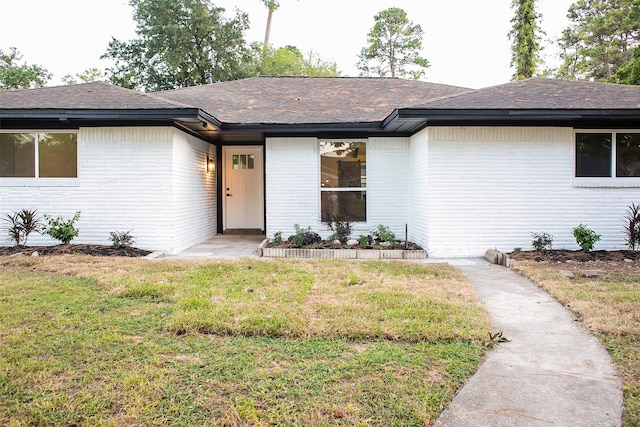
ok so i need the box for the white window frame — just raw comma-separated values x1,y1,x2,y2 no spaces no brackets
319,138,368,223
573,129,640,188
0,130,79,187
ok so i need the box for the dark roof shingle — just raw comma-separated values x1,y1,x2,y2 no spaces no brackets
155,76,471,124
414,77,640,110
0,81,194,110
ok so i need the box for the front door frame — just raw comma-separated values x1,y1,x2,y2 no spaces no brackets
219,144,265,233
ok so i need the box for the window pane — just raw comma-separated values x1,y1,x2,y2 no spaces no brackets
0,133,35,177
320,141,366,188
38,133,77,178
321,191,366,222
248,154,254,169
617,133,640,177
576,133,611,177
233,154,239,169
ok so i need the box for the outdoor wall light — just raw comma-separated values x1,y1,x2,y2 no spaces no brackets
207,156,215,172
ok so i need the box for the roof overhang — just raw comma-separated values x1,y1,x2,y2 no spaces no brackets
0,108,222,141
4,106,640,144
215,122,389,142
384,108,640,133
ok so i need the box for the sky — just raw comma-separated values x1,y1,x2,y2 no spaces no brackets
0,0,576,89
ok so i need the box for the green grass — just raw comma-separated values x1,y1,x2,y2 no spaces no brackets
0,257,489,426
516,264,640,426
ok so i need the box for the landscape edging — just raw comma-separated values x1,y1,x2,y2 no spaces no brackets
261,247,427,259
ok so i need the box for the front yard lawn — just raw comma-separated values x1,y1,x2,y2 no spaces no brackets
515,261,640,426
0,256,489,426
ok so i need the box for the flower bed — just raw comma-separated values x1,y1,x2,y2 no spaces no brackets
259,240,426,259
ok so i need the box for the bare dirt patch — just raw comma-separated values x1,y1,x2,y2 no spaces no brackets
0,244,152,257
510,249,640,274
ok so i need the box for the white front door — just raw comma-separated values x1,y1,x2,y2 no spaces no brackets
223,146,264,231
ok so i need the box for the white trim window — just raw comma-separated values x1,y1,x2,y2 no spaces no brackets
320,139,367,222
576,131,640,178
0,131,78,178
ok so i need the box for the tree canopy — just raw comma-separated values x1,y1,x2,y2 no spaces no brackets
0,47,51,90
508,0,544,80
612,46,640,84
62,68,105,85
102,0,253,91
556,0,640,82
253,44,339,76
357,7,430,80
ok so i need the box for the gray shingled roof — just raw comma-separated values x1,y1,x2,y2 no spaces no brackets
1,77,639,134
155,76,471,124
0,81,194,110
413,77,640,110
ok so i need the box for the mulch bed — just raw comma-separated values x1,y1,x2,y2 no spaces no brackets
0,244,152,258
509,249,640,263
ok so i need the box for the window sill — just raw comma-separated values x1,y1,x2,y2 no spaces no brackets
573,178,640,188
0,178,80,187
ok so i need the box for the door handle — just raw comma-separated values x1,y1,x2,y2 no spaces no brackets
227,193,232,197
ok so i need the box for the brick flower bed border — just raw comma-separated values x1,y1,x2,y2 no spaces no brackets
259,240,426,259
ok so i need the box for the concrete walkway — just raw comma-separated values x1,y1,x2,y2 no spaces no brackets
171,235,264,259
432,258,623,427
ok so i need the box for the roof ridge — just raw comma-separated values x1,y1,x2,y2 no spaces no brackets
412,87,479,106
145,91,198,108
0,80,114,93
92,82,198,109
414,78,542,105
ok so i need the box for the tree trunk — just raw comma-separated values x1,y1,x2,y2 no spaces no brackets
264,8,274,47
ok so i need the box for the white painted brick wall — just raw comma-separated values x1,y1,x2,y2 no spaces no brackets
425,126,640,257
265,137,320,238
409,129,429,250
170,129,216,253
0,127,216,254
367,137,411,239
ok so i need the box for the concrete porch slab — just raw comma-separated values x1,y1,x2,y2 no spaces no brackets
171,234,265,259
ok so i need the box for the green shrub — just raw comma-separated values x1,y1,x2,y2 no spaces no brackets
2,209,41,246
572,224,601,252
358,234,371,247
109,230,135,248
531,232,553,251
321,210,353,244
287,224,321,248
372,224,395,244
42,211,81,244
625,203,640,251
272,231,283,245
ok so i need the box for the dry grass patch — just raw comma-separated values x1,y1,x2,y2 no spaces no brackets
2,256,487,342
0,255,489,426
515,261,640,426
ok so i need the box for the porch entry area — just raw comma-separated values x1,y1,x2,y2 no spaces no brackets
222,145,265,234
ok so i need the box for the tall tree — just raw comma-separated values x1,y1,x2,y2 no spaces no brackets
508,0,544,80
357,7,430,80
102,0,252,91
261,1,279,47
612,46,640,84
556,0,640,81
0,47,51,90
251,44,339,76
62,68,105,85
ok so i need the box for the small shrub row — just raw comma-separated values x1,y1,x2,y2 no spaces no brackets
2,209,135,248
529,202,640,253
531,224,601,252
272,223,409,249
